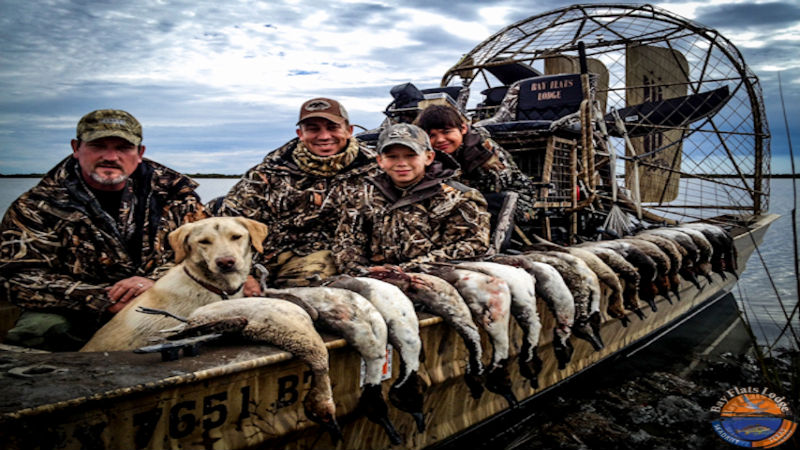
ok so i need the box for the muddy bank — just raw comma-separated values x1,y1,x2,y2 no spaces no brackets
502,350,798,450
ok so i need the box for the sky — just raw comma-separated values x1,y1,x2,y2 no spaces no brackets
0,0,798,175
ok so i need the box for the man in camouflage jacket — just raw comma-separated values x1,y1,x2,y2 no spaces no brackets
0,109,205,350
214,98,378,289
332,123,491,275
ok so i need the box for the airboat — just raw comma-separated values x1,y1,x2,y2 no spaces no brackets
0,4,778,450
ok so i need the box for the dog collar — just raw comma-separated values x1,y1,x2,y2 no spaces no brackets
183,266,243,300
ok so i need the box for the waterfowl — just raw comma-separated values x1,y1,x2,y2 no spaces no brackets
523,251,604,351
261,286,402,445
674,227,715,282
681,223,738,278
491,254,575,369
576,245,646,320
367,266,486,400
324,275,428,432
540,251,606,345
161,298,341,442
634,232,685,298
619,238,673,302
640,227,703,288
525,238,627,324
452,261,547,385
585,240,660,312
421,264,516,405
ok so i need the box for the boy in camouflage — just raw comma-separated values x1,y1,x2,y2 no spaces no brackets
332,123,492,275
415,104,538,225
0,109,205,350
213,98,379,289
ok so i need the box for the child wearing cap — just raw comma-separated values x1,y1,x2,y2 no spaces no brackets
331,123,492,275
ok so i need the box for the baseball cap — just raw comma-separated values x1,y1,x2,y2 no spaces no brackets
76,109,142,146
376,123,432,156
297,98,349,125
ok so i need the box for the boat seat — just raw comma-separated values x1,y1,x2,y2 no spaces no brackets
477,74,586,135
384,82,464,123
389,82,425,110
481,85,509,107
475,85,510,120
421,86,462,101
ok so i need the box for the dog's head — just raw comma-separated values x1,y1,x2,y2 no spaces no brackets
168,217,268,290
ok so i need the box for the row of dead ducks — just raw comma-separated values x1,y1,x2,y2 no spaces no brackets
143,222,737,445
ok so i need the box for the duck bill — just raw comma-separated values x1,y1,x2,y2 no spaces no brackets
322,418,342,444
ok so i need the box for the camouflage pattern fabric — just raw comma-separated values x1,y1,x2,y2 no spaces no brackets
0,156,205,317
452,127,538,222
268,250,337,287
332,152,492,275
214,138,379,269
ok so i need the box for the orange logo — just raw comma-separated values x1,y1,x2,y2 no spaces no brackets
710,387,796,447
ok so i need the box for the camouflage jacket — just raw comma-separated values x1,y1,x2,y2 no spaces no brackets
214,138,379,264
0,157,205,317
451,128,538,221
332,152,492,275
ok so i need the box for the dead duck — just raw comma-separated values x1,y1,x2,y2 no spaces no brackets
674,227,715,282
155,298,341,442
491,254,575,370
453,261,546,385
261,286,402,446
619,238,673,302
574,245,646,320
583,240,660,312
522,251,604,351
640,227,703,288
634,232,686,298
421,264,516,406
525,238,628,326
681,223,738,278
324,275,428,432
540,251,607,345
367,265,486,400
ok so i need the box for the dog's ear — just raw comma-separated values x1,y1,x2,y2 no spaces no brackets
236,217,268,254
168,222,195,263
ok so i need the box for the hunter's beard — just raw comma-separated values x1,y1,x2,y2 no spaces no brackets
90,171,129,186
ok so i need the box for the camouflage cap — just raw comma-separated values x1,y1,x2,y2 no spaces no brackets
376,123,432,155
297,98,349,126
76,109,142,146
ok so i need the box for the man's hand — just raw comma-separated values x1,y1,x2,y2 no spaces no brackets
106,276,155,313
243,275,262,297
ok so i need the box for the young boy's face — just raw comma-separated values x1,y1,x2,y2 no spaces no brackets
376,144,435,187
427,123,468,154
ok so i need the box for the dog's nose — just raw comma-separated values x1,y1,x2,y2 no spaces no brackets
216,257,237,272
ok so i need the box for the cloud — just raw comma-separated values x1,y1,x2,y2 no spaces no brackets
695,2,800,29
0,0,798,175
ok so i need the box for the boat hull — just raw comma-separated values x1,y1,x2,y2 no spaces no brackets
0,214,778,450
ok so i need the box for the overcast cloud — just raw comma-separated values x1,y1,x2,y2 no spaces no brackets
0,0,798,175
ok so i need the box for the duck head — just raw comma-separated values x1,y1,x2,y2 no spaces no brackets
358,383,402,445
389,369,428,432
303,386,341,443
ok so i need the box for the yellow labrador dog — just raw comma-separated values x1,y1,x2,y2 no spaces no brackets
80,217,268,352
